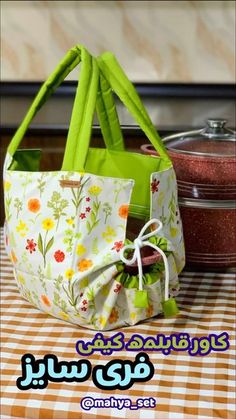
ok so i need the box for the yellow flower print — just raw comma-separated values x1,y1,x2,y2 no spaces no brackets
78,259,93,272
42,218,54,231
157,191,165,207
79,277,89,288
4,181,11,192
65,269,75,280
130,312,137,322
16,220,29,237
76,244,86,256
102,226,116,243
101,284,110,297
66,218,74,226
98,316,107,329
18,274,25,285
88,185,102,196
170,226,178,238
58,311,70,321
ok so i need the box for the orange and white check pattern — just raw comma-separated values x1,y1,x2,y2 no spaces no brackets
1,230,235,419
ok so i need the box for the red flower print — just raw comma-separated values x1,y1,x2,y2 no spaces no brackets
86,207,91,212
81,306,87,312
114,284,122,293
54,250,65,263
79,213,86,219
82,299,88,305
111,241,124,252
80,292,84,297
151,179,160,194
86,197,90,202
26,239,37,254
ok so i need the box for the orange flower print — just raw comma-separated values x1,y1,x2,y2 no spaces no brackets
11,250,17,264
146,304,154,318
108,307,119,324
118,204,129,219
28,198,40,213
111,241,124,252
41,294,51,307
77,259,93,272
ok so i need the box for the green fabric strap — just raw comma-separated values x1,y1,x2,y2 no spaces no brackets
8,45,86,160
62,51,98,171
96,72,125,151
97,52,171,162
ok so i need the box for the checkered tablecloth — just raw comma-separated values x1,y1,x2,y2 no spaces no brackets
1,229,235,419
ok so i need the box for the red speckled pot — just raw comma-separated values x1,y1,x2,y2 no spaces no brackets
141,119,236,200
142,143,236,200
141,119,236,270
179,199,236,269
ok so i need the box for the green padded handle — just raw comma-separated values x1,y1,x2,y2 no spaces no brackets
96,52,171,162
7,45,98,171
7,45,123,171
62,51,98,171
96,72,125,152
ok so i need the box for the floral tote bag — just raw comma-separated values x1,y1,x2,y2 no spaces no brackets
3,45,185,330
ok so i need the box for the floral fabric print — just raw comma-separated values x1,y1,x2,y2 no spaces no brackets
118,204,129,219
150,170,185,273
3,151,183,330
28,198,41,213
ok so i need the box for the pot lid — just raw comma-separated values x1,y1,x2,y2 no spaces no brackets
164,119,236,157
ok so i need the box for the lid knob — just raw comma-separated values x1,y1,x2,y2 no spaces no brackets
204,118,230,136
207,118,227,129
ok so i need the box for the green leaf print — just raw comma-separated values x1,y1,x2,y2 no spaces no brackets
37,266,47,294
38,231,54,268
38,233,43,254
86,198,101,234
86,220,91,233
54,292,60,305
168,193,177,224
61,300,67,313
47,191,68,230
4,196,12,222
53,290,68,313
45,237,54,254
62,281,81,308
102,202,112,223
113,180,125,203
91,211,96,223
14,198,23,218
92,238,99,255
20,173,32,198
67,175,89,216
63,229,82,253
32,291,40,305
54,275,64,292
159,206,168,226
37,174,47,197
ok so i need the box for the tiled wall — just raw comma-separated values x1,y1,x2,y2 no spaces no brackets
1,0,235,82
